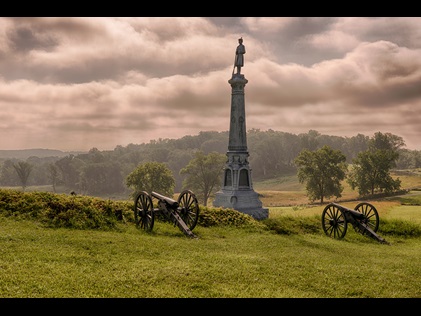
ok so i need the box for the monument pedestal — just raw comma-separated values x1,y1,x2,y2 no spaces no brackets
213,189,269,220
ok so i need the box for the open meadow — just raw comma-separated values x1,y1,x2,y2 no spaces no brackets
1,170,421,303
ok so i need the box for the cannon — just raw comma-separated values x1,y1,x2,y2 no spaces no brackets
133,190,200,238
321,202,388,244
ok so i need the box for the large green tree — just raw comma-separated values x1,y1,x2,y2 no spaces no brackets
294,145,348,203
347,132,403,197
347,150,401,196
125,161,175,198
180,151,226,206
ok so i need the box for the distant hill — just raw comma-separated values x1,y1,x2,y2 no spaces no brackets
0,149,85,160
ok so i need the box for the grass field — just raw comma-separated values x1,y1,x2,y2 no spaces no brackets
1,170,421,300
1,209,420,299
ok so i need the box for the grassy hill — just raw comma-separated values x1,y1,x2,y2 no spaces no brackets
1,170,421,298
1,169,420,299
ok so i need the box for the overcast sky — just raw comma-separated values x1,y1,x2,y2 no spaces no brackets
1,17,421,152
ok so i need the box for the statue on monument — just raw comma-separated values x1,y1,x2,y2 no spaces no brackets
233,37,245,75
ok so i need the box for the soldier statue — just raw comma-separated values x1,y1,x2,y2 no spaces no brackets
234,37,245,75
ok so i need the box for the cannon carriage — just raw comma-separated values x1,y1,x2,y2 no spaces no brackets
321,202,388,244
133,190,200,238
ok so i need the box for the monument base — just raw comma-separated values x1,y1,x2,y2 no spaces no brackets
213,189,269,220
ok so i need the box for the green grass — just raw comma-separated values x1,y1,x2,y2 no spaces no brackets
1,188,421,298
0,216,420,298
2,169,421,299
254,174,304,191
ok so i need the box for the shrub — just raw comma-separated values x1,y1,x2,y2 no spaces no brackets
0,189,133,230
198,205,265,229
379,218,421,238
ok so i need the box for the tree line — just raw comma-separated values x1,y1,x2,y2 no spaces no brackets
0,129,419,205
295,131,404,203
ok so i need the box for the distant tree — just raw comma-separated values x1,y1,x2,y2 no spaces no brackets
125,161,175,198
413,150,421,169
86,147,106,163
0,159,19,186
370,131,405,152
13,161,33,191
55,155,85,190
395,149,421,169
294,145,348,203
180,151,226,206
299,130,320,151
166,149,195,192
200,138,227,154
248,129,300,179
48,163,60,192
80,161,125,195
346,133,369,161
151,148,172,163
251,132,284,178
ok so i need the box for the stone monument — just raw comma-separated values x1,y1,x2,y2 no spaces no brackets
213,37,269,220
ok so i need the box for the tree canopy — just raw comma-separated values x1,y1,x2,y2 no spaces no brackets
295,145,348,203
180,151,226,206
347,132,403,196
1,130,419,200
125,161,175,198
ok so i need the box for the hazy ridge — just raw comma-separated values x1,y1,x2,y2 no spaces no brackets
0,149,86,159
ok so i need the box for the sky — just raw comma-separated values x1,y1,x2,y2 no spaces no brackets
1,17,421,152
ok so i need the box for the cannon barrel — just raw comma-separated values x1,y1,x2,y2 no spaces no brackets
331,202,365,219
151,191,179,209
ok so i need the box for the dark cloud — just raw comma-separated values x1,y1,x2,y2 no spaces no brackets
9,26,57,53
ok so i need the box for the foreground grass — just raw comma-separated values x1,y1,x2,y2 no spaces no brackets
1,178,421,299
1,214,420,298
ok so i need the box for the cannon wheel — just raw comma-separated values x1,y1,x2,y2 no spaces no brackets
177,190,200,231
322,203,348,239
354,202,379,233
134,191,154,232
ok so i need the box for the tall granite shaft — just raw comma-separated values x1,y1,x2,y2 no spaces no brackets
213,68,269,220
